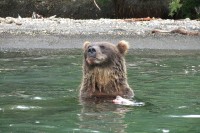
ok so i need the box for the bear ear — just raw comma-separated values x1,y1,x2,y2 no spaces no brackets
117,40,129,54
83,41,91,50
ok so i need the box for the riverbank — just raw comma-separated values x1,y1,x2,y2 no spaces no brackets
0,17,200,50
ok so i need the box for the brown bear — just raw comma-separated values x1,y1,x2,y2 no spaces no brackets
79,40,134,100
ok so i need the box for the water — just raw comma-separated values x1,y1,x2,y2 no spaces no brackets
0,50,200,133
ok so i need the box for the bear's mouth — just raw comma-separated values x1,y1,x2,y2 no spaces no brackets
86,57,104,65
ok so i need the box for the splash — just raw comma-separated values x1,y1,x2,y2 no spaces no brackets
113,96,145,106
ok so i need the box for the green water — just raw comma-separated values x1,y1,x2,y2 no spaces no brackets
0,50,200,133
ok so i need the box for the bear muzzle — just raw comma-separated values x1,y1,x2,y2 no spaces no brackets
86,46,107,65
86,47,97,65
87,47,96,58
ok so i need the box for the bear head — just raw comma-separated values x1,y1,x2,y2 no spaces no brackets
83,40,129,67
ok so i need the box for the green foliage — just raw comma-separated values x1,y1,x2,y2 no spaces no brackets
169,0,200,19
169,0,182,17
181,0,200,19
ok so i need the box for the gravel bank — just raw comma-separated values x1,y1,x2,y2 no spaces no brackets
0,17,200,50
1,17,200,36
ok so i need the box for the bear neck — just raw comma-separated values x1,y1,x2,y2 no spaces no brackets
83,57,127,93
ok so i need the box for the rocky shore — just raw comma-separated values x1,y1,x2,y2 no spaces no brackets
0,17,200,50
0,17,200,36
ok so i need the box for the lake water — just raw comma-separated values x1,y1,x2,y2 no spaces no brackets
0,49,200,133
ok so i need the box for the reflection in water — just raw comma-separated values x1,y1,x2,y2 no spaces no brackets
79,100,130,133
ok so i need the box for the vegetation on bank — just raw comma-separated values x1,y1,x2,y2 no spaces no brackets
169,0,200,19
0,0,199,19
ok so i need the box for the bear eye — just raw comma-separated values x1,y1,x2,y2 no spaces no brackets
100,45,105,49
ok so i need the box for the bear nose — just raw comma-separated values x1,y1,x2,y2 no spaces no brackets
88,47,96,57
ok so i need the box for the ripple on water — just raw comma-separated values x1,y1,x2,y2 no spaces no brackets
157,129,170,133
169,115,200,118
31,96,44,100
11,105,42,110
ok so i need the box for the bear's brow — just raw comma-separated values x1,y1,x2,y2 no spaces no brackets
100,45,105,49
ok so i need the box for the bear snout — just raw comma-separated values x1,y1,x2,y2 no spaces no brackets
87,47,96,58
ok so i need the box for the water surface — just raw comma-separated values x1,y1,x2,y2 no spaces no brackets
0,50,199,133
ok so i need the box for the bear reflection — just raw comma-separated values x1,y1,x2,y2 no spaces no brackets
78,99,130,133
